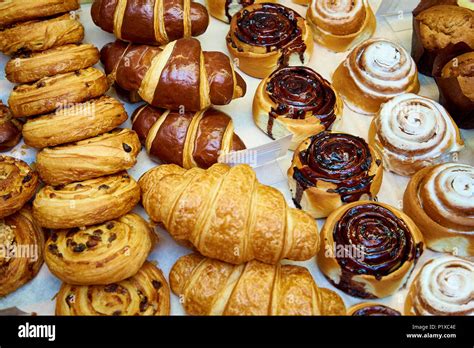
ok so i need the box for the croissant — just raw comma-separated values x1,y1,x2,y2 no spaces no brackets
0,102,22,152
132,105,245,169
139,163,319,265
170,253,346,315
101,38,247,111
91,0,209,45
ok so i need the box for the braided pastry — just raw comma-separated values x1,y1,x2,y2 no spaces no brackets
56,262,170,316
132,105,245,169
206,0,275,23
170,253,346,315
101,38,246,111
139,163,319,265
368,93,464,176
404,163,474,256
0,102,22,152
91,0,209,45
348,303,401,316
332,39,420,114
226,3,313,78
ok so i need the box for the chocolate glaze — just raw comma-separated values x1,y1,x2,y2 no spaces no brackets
163,0,186,42
131,105,163,145
225,0,255,22
352,304,401,316
204,52,236,106
121,0,155,44
91,0,117,33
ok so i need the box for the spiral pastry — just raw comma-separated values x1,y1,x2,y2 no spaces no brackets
306,0,376,52
56,262,170,316
348,303,401,316
0,206,44,297
368,93,464,176
404,163,474,256
288,132,383,218
318,201,424,298
253,67,343,149
405,256,473,316
226,3,313,78
0,156,39,219
332,39,420,114
45,213,155,285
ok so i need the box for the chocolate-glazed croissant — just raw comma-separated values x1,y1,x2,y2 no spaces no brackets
101,38,246,111
132,105,245,169
91,0,209,45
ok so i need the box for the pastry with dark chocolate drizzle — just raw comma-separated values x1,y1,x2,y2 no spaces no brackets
349,303,401,316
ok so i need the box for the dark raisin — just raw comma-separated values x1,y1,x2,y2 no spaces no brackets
112,310,121,316
104,284,118,293
86,240,98,248
93,229,103,236
53,184,65,190
106,222,115,230
22,174,32,184
152,280,162,290
50,233,58,242
122,143,132,152
2,193,11,200
36,81,46,88
108,233,117,243
49,193,56,198
98,184,109,190
75,184,84,189
74,71,81,76
72,243,86,253
139,297,149,312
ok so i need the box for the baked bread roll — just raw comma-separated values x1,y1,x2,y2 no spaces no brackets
33,172,140,229
45,213,155,285
306,0,376,52
9,67,109,118
368,93,464,176
0,14,84,56
348,303,401,316
6,44,100,84
403,163,474,256
132,105,245,169
206,0,275,23
332,39,420,114
288,132,383,219
140,163,319,265
226,3,313,79
22,96,128,149
56,261,170,316
101,38,246,111
0,102,22,152
0,156,39,219
170,253,346,315
405,256,473,316
253,66,343,149
91,0,209,45
318,201,424,299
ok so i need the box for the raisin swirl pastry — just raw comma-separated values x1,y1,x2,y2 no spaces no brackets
0,206,44,297
288,132,383,219
45,213,155,285
368,93,464,177
253,66,343,149
132,105,245,169
206,0,275,23
56,262,170,316
0,102,22,152
0,156,39,219
36,129,141,185
306,0,376,52
318,201,424,299
33,172,140,229
226,3,314,79
404,163,474,256
332,39,420,114
405,256,473,316
348,303,401,316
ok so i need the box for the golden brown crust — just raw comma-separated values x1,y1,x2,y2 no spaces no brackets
441,51,474,100
0,102,22,152
0,156,39,219
45,213,155,285
36,128,141,185
23,96,128,149
56,261,170,315
9,68,110,118
33,172,141,229
0,206,44,297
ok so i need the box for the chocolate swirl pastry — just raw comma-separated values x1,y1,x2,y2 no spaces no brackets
0,206,44,297
348,303,401,316
368,93,464,176
288,132,383,218
0,102,22,152
56,262,170,316
405,256,473,316
253,66,343,149
206,0,275,23
0,156,39,219
318,201,424,298
226,3,313,78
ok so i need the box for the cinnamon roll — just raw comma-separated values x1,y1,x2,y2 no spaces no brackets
368,93,464,177
288,132,383,219
0,206,44,297
56,262,170,316
0,156,39,219
33,172,140,229
306,0,376,52
207,0,275,23
318,201,424,298
332,39,420,114
348,303,401,316
404,163,474,256
0,102,22,152
405,256,473,316
253,66,343,149
45,213,155,285
226,3,313,78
